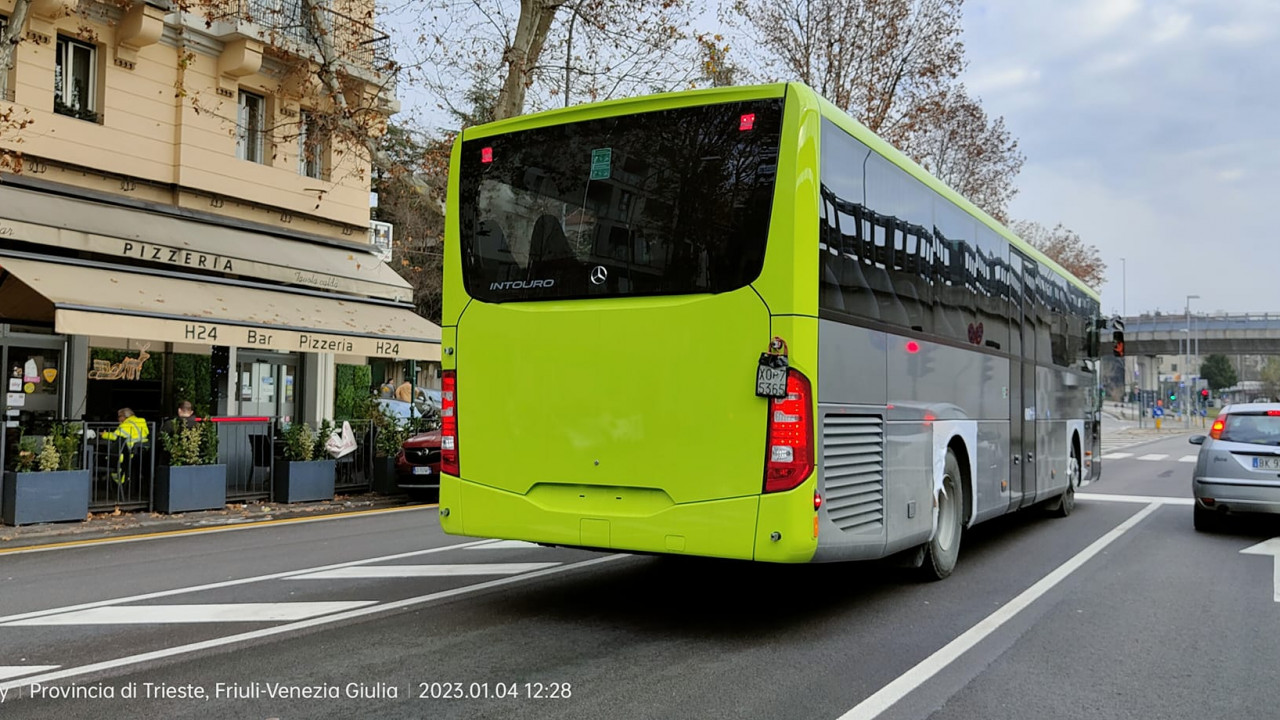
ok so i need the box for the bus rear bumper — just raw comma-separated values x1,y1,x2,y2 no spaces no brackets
439,475,814,562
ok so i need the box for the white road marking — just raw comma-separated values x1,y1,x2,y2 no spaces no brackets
0,539,500,626
835,502,1161,720
467,540,540,550
0,666,59,681
291,563,560,579
2,602,376,627
0,555,627,695
1078,493,1193,505
1179,455,1198,463
1102,452,1133,460
1240,538,1280,603
1137,454,1170,461
0,506,433,556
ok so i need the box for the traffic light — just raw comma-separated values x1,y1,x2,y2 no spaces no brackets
1201,388,1210,404
1169,391,1177,403
1111,316,1125,357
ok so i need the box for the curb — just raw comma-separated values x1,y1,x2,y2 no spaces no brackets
0,494,433,552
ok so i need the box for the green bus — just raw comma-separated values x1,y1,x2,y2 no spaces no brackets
438,83,1101,578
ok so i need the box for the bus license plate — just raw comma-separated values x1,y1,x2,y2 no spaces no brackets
756,365,788,398
1252,457,1280,470
413,466,433,475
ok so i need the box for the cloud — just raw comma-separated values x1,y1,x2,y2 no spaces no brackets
968,66,1042,95
962,0,1280,312
1070,0,1143,41
1150,12,1191,43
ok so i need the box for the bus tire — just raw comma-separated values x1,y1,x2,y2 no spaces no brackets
919,449,964,581
1047,444,1079,518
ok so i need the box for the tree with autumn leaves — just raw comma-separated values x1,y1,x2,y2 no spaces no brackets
374,0,1105,308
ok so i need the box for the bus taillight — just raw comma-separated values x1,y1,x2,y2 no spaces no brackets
764,369,814,493
442,370,459,476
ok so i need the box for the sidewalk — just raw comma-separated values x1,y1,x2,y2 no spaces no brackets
0,492,429,553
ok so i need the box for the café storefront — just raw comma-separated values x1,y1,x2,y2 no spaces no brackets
0,178,441,500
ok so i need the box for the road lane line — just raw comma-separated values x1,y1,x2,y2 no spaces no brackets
1240,539,1280,603
290,563,561,579
1137,454,1169,461
3,602,377,626
835,502,1161,720
0,555,627,695
1178,455,1198,463
0,666,59,681
0,506,436,556
0,539,500,626
1077,493,1193,505
467,540,540,550
1101,452,1133,460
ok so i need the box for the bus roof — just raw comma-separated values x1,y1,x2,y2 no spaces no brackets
461,82,1098,302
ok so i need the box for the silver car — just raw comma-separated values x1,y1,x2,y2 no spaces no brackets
1190,403,1280,531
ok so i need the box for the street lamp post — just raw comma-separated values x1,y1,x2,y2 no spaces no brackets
1186,295,1200,427
1121,257,1126,318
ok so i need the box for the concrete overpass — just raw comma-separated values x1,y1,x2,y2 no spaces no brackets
1102,313,1280,356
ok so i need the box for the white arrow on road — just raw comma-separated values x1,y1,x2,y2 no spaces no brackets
1240,538,1280,602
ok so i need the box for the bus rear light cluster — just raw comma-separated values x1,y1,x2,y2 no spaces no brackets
764,369,814,493
441,370,459,476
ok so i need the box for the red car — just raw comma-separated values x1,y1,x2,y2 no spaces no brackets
395,430,442,494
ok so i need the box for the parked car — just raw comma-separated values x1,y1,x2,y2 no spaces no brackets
1189,403,1280,531
395,429,441,495
375,398,436,421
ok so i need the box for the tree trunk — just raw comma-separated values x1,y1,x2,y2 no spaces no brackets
0,0,34,97
493,0,558,121
300,0,385,171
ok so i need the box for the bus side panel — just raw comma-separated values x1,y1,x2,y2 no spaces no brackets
817,320,888,406
972,420,1013,525
813,320,890,561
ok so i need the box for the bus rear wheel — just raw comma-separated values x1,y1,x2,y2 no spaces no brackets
919,449,964,581
1047,444,1079,518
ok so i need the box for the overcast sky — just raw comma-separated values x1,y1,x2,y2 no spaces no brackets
391,1,1277,318
960,0,1280,318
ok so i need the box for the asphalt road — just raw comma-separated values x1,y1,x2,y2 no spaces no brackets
2,432,1278,720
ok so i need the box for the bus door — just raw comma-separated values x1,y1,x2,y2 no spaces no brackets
1009,251,1037,510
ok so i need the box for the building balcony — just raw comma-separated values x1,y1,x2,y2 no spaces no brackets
204,0,394,82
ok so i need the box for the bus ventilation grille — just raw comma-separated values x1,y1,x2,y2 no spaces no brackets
822,414,885,532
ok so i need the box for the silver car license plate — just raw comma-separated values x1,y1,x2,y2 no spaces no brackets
1252,456,1280,470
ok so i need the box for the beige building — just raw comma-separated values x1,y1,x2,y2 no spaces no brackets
0,0,439,432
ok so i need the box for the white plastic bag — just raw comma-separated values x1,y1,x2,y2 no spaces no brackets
325,421,358,459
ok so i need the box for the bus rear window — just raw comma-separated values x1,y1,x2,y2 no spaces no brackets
458,98,783,302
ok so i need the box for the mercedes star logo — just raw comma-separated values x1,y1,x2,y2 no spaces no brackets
589,265,608,285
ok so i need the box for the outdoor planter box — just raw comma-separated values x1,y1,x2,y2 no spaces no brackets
2,470,91,526
154,464,227,513
272,459,336,503
372,457,399,494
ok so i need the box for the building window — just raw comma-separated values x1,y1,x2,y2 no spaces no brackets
298,110,328,179
237,90,266,164
54,36,98,121
0,15,12,102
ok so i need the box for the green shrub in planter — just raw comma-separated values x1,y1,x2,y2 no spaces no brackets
155,418,226,513
370,406,409,494
3,423,90,526
274,422,335,503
